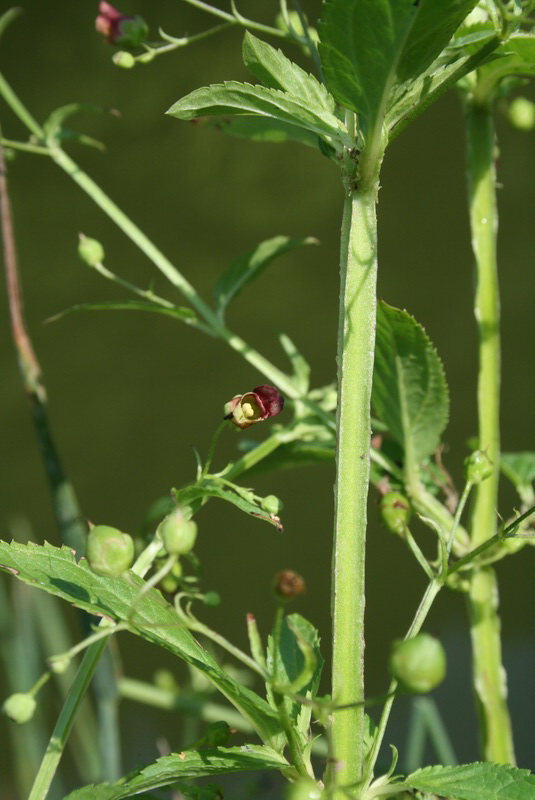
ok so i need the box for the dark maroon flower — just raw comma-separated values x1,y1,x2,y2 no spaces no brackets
95,2,148,48
224,384,284,430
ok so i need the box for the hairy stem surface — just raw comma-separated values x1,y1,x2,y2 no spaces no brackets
328,177,379,795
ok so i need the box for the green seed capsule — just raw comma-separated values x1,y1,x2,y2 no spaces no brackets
86,525,134,577
508,97,535,131
157,509,197,555
285,777,323,799
159,560,183,594
379,491,411,534
261,494,283,515
112,51,136,69
2,692,37,724
78,234,105,266
464,450,493,484
389,633,446,694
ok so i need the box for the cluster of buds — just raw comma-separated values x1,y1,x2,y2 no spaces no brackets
224,384,284,430
95,2,148,49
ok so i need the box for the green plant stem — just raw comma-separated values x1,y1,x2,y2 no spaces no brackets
361,578,442,793
181,0,286,38
465,98,515,764
27,635,110,800
47,144,322,408
117,676,253,730
328,172,380,795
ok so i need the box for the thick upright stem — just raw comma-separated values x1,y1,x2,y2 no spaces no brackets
328,180,379,795
465,101,515,764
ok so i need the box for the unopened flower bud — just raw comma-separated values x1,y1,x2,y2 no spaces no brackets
112,50,136,69
95,2,148,49
389,633,446,694
86,525,134,577
224,385,284,430
379,491,411,535
2,692,37,724
157,509,198,556
508,97,535,132
464,450,493,484
78,234,104,266
274,570,305,601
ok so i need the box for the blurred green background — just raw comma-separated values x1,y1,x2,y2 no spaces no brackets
1,2,535,797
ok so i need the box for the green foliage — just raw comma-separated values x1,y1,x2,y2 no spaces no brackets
279,332,311,394
0,540,282,743
242,32,332,108
406,761,535,799
47,300,199,326
204,115,323,148
500,451,535,503
63,745,288,799
214,235,317,321
318,0,479,137
267,613,323,742
477,34,535,94
167,80,351,148
173,480,283,530
372,301,449,473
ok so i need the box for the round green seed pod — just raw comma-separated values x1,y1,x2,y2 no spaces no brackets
389,633,446,694
379,491,411,534
285,777,323,799
2,692,37,724
159,560,183,594
203,591,221,607
157,510,197,556
78,234,105,266
261,494,283,515
112,51,136,69
508,97,535,131
464,450,493,484
86,525,134,577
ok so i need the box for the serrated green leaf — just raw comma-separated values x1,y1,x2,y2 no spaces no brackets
406,761,535,800
0,541,282,743
267,613,323,740
166,81,352,148
46,300,198,326
278,332,311,394
206,116,323,148
173,481,283,531
214,236,317,320
372,301,449,468
64,746,288,800
501,452,535,503
319,0,478,135
242,32,335,113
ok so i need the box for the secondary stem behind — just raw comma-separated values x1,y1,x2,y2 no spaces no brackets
465,98,515,764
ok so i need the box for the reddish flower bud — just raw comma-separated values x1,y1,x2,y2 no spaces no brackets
224,384,284,430
274,570,306,600
95,2,148,48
